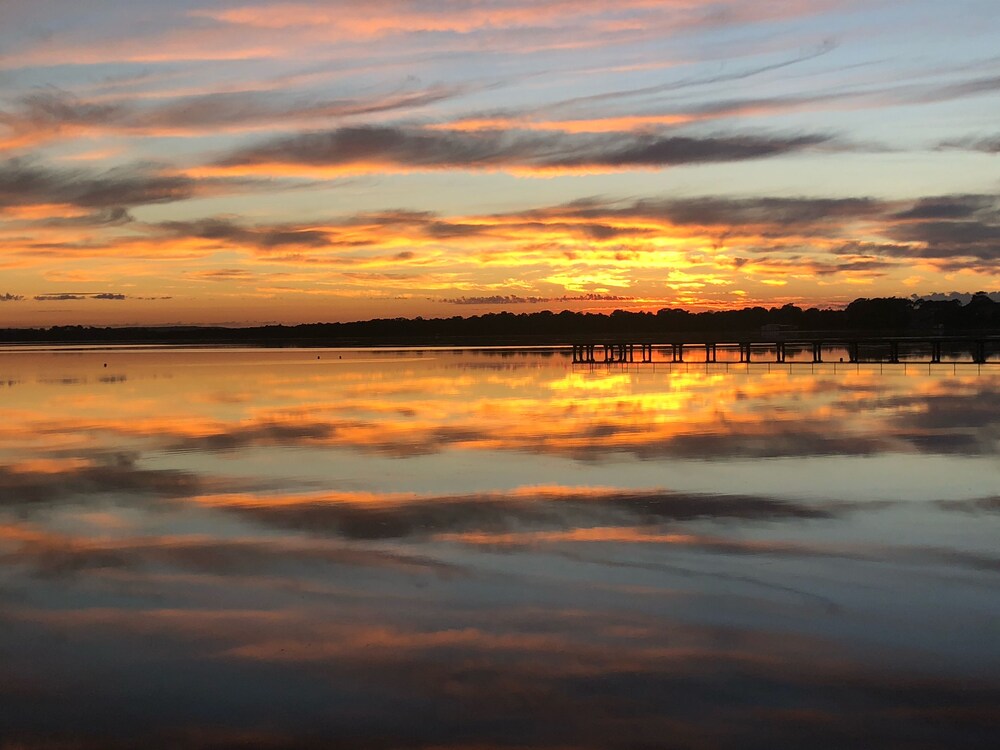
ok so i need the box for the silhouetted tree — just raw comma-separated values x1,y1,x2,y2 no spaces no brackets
2,295,997,345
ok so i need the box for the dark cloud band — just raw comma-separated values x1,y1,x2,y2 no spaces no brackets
217,125,834,171
34,292,129,301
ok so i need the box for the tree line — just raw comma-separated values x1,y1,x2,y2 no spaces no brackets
1,294,997,345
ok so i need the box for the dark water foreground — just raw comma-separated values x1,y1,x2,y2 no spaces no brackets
1,347,998,749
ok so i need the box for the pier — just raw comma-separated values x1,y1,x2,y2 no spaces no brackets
569,336,1000,365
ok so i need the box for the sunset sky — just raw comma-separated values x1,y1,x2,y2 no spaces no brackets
1,0,999,326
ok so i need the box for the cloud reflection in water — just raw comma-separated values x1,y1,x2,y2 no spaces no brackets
0,348,998,748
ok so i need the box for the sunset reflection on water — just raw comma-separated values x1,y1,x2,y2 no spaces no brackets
1,348,999,749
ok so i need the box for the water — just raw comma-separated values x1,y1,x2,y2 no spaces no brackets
1,347,998,749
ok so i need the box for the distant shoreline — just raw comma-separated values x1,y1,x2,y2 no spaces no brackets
3,331,1000,349
2,296,998,346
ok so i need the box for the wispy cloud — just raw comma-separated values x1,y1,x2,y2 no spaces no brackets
0,85,472,152
207,125,834,176
33,292,128,301
880,194,1000,262
0,159,195,209
143,192,995,267
190,0,853,51
939,133,1000,154
442,293,633,305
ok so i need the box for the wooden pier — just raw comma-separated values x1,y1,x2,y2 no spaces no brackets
570,336,999,365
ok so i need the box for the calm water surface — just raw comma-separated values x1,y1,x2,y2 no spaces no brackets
1,348,998,749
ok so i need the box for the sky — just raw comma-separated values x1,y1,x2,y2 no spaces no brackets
0,0,998,326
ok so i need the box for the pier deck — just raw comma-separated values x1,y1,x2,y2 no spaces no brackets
570,336,1000,365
